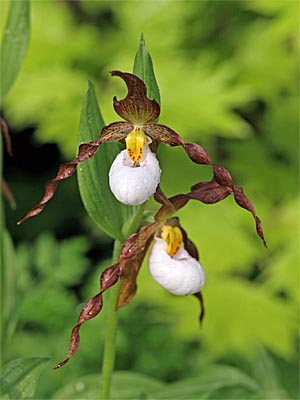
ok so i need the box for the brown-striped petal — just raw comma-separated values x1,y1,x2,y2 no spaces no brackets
100,121,133,143
143,123,184,147
193,291,205,325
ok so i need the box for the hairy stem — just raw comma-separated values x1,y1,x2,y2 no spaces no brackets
100,239,123,400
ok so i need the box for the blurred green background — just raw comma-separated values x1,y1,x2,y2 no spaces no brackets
1,0,299,399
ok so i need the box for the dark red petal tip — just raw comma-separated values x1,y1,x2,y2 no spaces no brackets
193,291,205,325
111,71,160,124
233,187,267,247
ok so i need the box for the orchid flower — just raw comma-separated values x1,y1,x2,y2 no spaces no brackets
54,188,206,369
54,175,265,369
14,70,266,369
17,71,266,248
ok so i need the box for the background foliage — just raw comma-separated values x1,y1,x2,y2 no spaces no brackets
1,0,299,399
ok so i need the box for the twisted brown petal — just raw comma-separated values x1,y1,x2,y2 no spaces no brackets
233,187,267,247
189,180,232,204
143,126,260,241
155,193,190,221
183,143,212,165
54,263,121,369
17,141,101,224
111,71,160,124
117,222,160,308
181,226,199,261
143,123,184,147
154,185,174,208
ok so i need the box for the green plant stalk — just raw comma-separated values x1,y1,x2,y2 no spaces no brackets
0,131,5,358
100,238,123,400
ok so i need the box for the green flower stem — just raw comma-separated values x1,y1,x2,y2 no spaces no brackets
100,238,123,400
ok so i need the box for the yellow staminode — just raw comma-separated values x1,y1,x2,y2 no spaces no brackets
125,127,148,163
162,225,183,257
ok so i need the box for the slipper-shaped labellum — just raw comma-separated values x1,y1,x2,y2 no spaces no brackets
109,127,161,205
148,225,205,295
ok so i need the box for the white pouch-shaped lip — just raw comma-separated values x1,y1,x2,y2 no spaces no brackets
148,238,205,295
109,147,161,206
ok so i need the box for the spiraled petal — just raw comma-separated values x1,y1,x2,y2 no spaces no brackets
17,142,101,224
109,148,161,205
53,263,121,369
148,238,205,296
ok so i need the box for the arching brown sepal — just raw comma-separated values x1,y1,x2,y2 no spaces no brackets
111,71,160,124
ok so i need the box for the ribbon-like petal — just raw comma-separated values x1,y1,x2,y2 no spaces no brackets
17,141,102,224
53,263,121,369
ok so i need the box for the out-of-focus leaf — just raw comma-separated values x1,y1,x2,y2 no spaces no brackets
0,0,30,99
153,365,258,399
1,229,17,357
52,371,165,399
260,200,299,304
33,232,90,286
133,33,161,105
0,357,49,399
253,346,289,399
77,81,139,241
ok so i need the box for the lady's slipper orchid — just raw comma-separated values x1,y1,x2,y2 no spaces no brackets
18,71,266,250
109,133,161,205
149,226,205,295
53,181,265,369
16,70,267,370
54,191,206,369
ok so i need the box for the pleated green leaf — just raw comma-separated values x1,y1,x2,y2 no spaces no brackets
0,357,49,399
0,0,30,100
153,365,259,399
